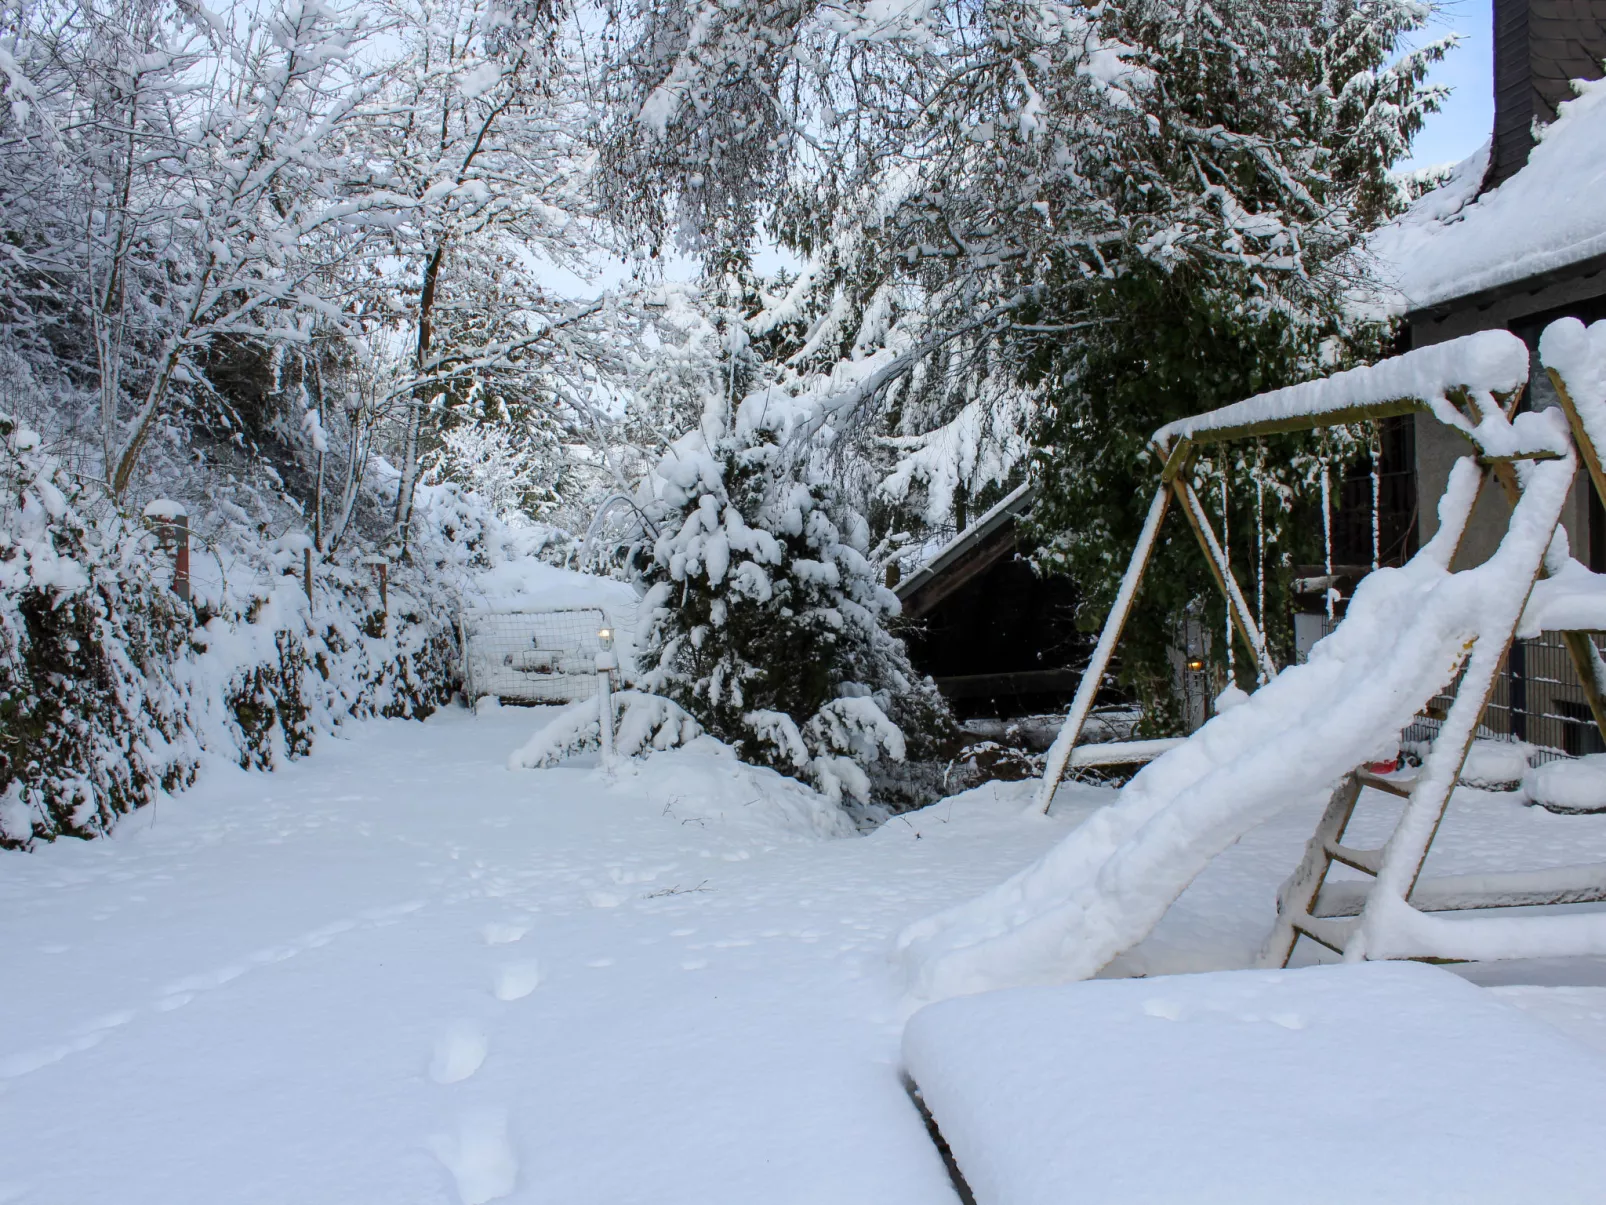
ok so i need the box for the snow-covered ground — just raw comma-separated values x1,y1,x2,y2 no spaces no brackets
0,709,1083,1205
4,708,1606,1203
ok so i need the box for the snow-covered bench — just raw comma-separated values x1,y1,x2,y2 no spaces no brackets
903,962,1606,1205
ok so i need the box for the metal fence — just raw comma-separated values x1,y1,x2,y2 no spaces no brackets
460,608,608,704
1406,631,1606,760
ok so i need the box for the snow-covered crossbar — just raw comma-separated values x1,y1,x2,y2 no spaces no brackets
1151,329,1553,459
898,320,1606,1002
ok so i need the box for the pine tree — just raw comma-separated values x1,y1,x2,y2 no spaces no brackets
637,390,952,817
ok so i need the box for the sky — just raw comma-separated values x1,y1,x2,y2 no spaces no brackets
1396,0,1496,172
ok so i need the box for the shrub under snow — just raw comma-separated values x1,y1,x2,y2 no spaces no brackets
0,413,475,849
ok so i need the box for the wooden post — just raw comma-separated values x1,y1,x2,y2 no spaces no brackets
1483,443,1606,748
1035,483,1172,813
1548,367,1606,510
1172,477,1278,685
141,500,190,603
171,514,190,603
303,546,313,605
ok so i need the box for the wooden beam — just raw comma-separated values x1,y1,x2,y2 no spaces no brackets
1172,477,1279,685
1549,365,1606,532
1155,397,1426,455
1036,484,1173,813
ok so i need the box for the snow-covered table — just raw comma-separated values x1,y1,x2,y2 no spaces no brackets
903,962,1606,1205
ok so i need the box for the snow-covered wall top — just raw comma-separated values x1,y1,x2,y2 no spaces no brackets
1153,329,1532,451
1368,76,1606,314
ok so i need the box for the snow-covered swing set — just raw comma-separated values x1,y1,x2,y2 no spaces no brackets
898,318,1606,998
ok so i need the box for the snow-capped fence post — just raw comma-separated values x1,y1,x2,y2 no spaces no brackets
141,499,190,603
596,625,618,769
359,555,389,611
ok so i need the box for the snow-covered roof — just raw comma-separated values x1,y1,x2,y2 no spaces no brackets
894,481,1034,606
1368,76,1606,315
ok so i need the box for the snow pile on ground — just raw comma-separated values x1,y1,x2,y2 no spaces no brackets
903,962,1606,1205
5,704,1606,1202
0,709,1082,1204
1460,739,1530,790
1524,754,1606,815
508,691,704,768
1368,76,1606,312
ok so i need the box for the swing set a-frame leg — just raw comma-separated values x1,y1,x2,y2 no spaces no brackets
1036,483,1172,813
1541,366,1606,750
1036,447,1280,812
1171,476,1278,685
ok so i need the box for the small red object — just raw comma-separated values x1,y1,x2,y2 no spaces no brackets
1366,758,1399,774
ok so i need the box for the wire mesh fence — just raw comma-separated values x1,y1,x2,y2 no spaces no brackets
1405,631,1606,761
460,608,609,704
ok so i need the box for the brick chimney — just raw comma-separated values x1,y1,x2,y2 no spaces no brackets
1486,0,1606,190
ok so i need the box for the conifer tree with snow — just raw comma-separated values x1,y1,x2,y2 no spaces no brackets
636,389,952,818
599,0,1454,728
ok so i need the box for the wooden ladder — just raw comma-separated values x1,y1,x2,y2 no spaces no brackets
1263,337,1606,967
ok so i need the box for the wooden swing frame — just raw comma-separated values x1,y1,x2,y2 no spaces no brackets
1031,329,1606,967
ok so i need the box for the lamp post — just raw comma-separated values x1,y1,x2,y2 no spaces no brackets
596,626,617,769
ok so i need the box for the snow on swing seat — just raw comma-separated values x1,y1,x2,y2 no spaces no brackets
903,961,1606,1205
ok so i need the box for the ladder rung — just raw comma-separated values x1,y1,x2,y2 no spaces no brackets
1324,843,1383,875
1292,914,1357,953
1355,768,1414,797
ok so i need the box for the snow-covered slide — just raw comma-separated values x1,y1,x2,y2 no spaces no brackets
897,331,1586,1003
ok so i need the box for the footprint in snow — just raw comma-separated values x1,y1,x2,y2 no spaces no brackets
429,1108,518,1205
430,1022,488,1084
493,961,541,1001
481,921,528,945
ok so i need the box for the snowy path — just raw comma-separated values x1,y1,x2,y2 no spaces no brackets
0,709,1085,1205
7,709,1606,1203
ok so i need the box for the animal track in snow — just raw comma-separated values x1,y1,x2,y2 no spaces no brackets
430,1022,488,1084
493,961,542,1001
429,1109,518,1205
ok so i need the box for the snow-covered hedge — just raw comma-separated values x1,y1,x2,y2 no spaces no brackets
0,413,466,849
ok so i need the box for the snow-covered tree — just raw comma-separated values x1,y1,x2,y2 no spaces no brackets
596,0,1451,539
0,0,387,498
359,0,621,548
636,389,952,816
